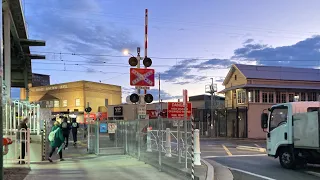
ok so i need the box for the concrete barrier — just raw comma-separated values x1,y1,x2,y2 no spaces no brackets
236,145,266,153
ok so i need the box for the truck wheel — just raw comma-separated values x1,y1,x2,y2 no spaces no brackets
279,149,296,169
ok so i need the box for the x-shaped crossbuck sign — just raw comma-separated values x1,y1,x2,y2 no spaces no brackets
130,68,154,86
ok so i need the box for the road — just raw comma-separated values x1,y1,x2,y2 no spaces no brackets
201,139,320,180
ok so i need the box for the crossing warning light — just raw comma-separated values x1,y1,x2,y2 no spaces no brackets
85,107,92,113
130,93,140,103
143,57,152,67
129,57,138,66
144,93,153,103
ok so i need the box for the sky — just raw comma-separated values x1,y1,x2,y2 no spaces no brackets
12,0,320,102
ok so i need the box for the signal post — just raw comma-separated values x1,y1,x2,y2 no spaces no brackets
128,9,154,119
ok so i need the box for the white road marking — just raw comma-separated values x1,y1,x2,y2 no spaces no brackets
228,167,277,180
255,144,261,147
202,154,267,158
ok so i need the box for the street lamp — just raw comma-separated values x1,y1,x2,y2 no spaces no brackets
123,49,134,57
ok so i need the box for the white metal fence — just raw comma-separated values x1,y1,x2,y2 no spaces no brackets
3,129,31,166
4,100,41,135
148,128,193,159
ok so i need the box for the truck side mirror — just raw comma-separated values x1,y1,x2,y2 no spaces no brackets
261,113,268,129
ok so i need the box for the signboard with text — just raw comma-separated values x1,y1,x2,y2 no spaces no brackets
130,68,155,87
113,106,123,116
138,104,147,115
167,102,192,119
32,73,50,87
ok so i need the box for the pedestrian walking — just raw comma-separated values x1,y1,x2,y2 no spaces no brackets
48,121,65,162
17,117,28,164
71,118,79,146
61,117,71,149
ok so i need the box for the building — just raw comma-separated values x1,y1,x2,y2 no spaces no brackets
23,80,122,123
189,94,225,137
189,94,225,109
220,64,320,139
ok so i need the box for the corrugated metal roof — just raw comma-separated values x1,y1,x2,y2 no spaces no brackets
235,64,320,82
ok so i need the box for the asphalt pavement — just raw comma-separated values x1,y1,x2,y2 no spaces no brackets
200,139,320,180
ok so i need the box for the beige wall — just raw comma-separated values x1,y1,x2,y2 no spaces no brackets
225,69,247,88
28,81,121,114
247,103,272,139
84,81,121,112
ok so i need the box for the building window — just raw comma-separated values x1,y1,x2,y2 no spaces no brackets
262,92,268,103
54,100,59,108
276,92,281,103
248,91,253,102
289,94,294,102
237,90,246,104
234,75,237,80
301,92,306,101
281,93,287,103
268,93,274,103
63,100,68,107
308,92,317,101
105,99,109,106
46,101,54,108
75,99,81,107
254,90,260,103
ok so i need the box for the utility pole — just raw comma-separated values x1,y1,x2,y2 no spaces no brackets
205,79,217,137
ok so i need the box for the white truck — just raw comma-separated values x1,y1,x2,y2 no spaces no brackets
260,101,320,169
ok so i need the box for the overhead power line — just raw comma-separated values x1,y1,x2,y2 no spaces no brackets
31,51,320,63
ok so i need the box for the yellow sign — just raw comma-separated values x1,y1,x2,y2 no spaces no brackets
35,85,68,92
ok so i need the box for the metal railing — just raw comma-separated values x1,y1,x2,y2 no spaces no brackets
4,100,41,135
3,128,31,166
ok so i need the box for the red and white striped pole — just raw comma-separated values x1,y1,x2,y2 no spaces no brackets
144,9,148,95
191,115,195,180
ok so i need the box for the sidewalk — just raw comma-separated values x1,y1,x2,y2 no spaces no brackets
24,155,179,180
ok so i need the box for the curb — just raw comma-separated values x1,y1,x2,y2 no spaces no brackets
201,158,214,180
305,171,320,177
236,146,266,153
208,160,234,180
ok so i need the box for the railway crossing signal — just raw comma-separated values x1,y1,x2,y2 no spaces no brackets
129,57,138,66
85,107,92,113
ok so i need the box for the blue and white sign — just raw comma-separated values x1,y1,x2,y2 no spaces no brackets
100,123,107,133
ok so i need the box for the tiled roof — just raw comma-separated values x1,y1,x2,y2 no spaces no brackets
235,64,320,82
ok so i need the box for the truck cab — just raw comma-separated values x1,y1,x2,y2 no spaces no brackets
261,102,320,169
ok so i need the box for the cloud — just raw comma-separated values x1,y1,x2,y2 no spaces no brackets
26,0,140,62
160,36,320,85
191,59,234,71
243,38,254,44
232,36,320,68
159,59,207,84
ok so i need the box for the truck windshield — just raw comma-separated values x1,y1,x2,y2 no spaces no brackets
269,106,288,131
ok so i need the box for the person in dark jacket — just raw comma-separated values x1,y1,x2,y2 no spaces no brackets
17,118,28,164
61,117,71,149
48,121,65,162
71,118,79,146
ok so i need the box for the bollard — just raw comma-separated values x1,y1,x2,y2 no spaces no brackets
146,127,152,152
165,128,172,157
194,129,201,166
